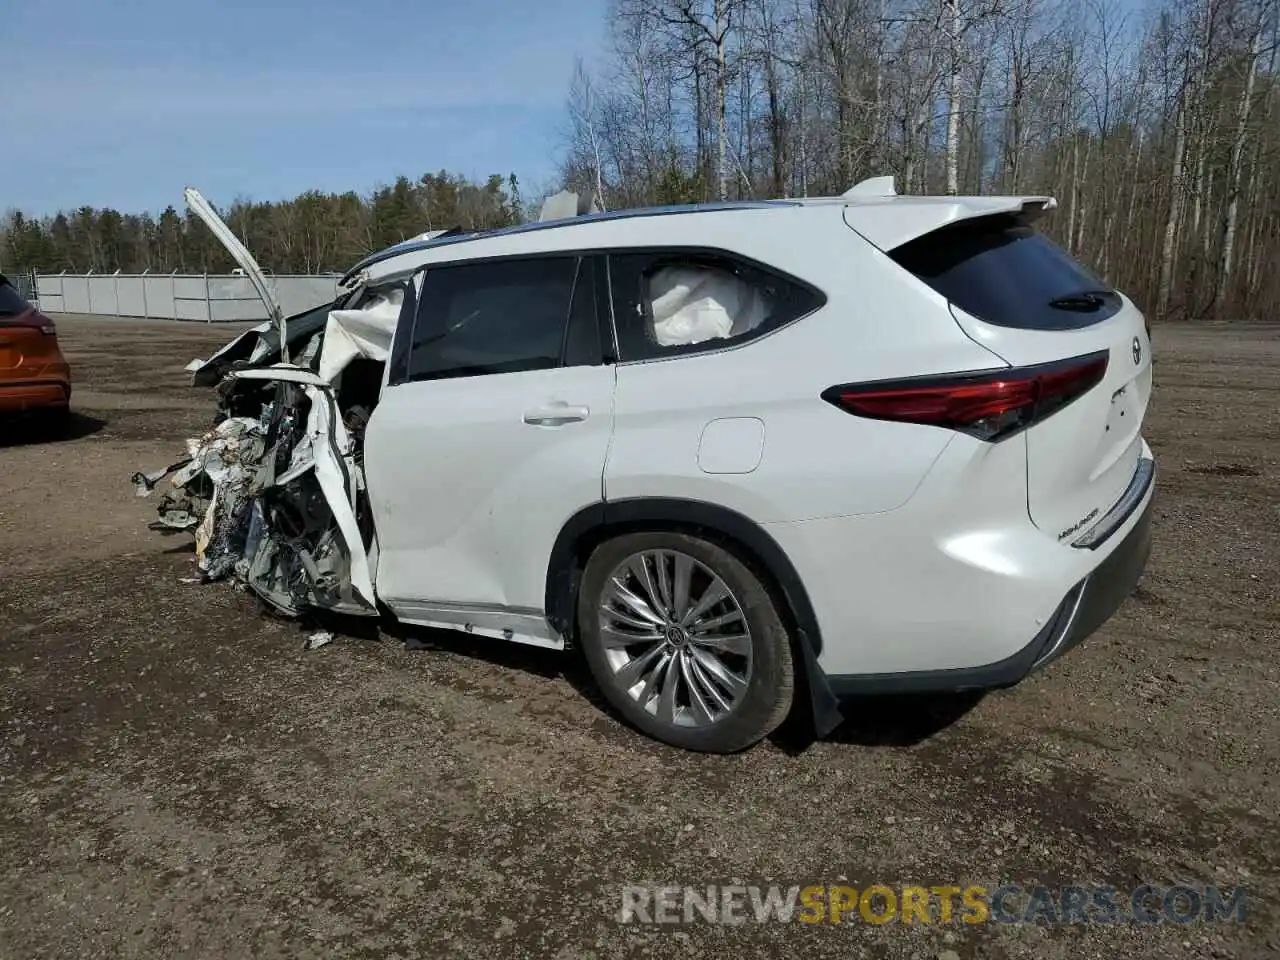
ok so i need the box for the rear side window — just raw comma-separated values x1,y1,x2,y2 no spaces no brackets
405,256,587,382
891,217,1120,330
0,279,31,317
607,251,825,361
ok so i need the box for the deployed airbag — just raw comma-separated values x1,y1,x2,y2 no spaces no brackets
317,289,403,383
647,265,772,347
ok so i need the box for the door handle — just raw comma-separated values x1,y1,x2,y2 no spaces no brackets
523,403,589,427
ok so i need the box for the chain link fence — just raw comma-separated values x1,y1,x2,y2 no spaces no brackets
35,272,342,322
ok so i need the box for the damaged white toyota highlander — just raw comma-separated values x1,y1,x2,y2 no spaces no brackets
135,179,1155,753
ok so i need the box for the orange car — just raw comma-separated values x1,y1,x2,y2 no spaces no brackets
0,274,71,420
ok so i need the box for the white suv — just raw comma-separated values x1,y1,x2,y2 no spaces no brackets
150,179,1156,753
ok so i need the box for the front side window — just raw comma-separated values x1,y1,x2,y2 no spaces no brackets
606,251,825,362
405,256,584,382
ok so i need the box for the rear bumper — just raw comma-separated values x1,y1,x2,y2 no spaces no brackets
823,480,1154,699
0,379,71,413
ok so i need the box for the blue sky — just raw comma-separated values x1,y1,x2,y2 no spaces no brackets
3,0,608,217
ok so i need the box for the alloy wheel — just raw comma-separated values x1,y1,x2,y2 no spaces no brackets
598,549,753,728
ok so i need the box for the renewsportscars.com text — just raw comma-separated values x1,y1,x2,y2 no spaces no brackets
618,883,1248,926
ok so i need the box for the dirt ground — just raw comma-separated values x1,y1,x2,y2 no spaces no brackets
1,315,1277,959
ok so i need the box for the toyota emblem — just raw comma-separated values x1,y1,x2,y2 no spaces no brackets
1132,337,1142,365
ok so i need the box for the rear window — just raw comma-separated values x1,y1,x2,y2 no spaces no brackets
890,217,1120,330
0,279,32,318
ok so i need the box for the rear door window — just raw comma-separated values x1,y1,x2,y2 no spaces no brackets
0,279,32,317
890,217,1121,330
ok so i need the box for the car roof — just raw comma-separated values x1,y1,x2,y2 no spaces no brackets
344,191,1056,285
343,200,799,281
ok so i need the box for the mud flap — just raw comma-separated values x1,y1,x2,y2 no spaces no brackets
796,629,843,738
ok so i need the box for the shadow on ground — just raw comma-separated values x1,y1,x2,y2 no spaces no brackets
770,685,983,755
313,610,981,754
386,618,569,683
823,690,986,746
0,410,107,447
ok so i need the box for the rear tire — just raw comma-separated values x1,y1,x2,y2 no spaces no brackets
577,531,794,753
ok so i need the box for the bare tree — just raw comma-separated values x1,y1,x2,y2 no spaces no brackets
568,59,609,211
944,0,963,193
658,0,743,200
1214,5,1269,309
556,0,1280,320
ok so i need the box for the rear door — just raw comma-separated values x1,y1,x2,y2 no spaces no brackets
363,254,614,646
889,216,1152,541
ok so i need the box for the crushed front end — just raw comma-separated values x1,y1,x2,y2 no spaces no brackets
133,290,399,619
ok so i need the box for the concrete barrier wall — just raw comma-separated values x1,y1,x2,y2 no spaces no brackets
117,276,147,317
35,273,342,322
173,275,210,322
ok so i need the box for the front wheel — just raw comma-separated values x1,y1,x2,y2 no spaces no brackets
576,531,794,753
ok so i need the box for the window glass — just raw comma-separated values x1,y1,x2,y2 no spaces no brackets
0,279,31,317
890,218,1121,329
607,252,823,361
407,257,579,381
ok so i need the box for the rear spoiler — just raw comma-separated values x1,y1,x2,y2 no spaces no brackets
842,190,1057,252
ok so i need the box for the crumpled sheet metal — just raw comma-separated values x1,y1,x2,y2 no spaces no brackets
135,417,265,571
179,417,263,488
224,368,377,609
317,289,401,384
137,288,399,619
190,419,266,576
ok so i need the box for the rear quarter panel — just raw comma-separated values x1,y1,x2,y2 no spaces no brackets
604,207,1010,523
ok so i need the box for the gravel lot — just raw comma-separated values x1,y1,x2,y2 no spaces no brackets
1,316,1277,959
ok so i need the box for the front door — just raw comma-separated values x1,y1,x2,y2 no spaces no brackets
363,254,614,647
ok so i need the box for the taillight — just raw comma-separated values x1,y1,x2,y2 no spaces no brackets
0,311,56,335
822,350,1109,442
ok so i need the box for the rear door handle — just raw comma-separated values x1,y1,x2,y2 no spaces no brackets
523,403,589,427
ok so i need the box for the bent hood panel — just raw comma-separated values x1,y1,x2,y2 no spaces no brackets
188,302,333,386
